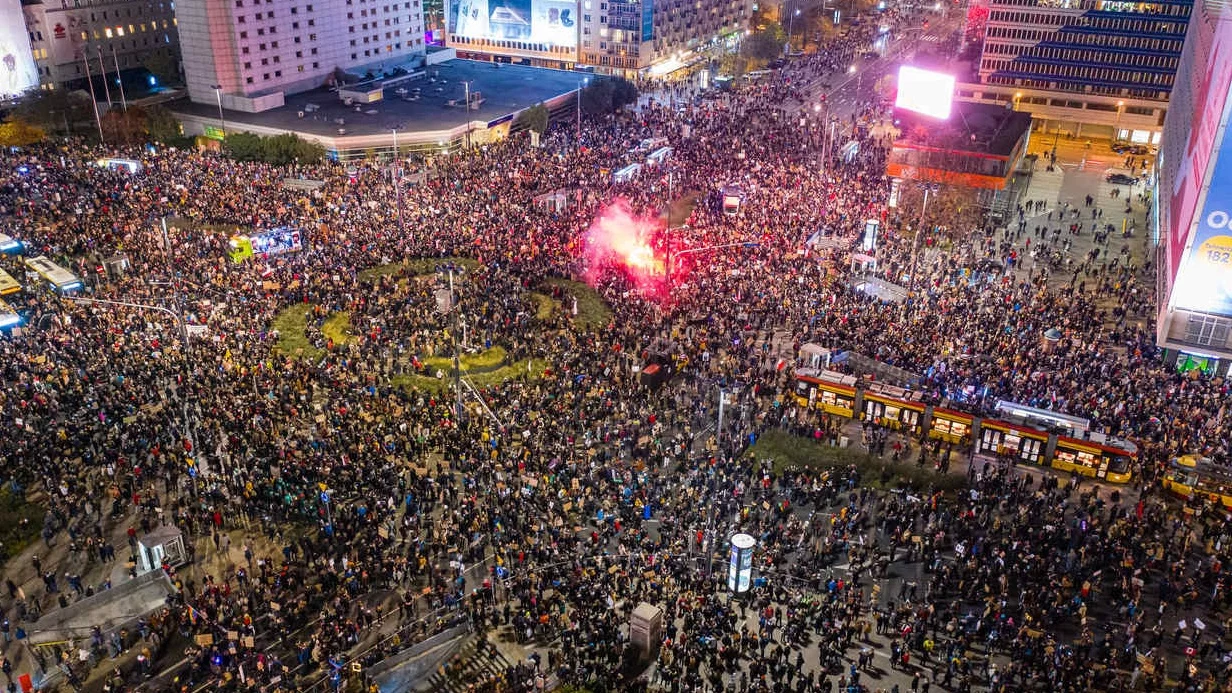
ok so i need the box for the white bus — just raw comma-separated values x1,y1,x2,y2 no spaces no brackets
25,255,83,294
645,147,673,167
96,158,143,174
613,163,642,183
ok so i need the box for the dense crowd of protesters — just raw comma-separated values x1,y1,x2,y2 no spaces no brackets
0,20,1227,693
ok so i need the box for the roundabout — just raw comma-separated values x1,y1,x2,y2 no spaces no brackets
270,259,610,394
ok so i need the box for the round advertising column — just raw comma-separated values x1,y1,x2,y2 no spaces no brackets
727,533,756,594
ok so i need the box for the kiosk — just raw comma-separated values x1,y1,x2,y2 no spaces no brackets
728,533,756,593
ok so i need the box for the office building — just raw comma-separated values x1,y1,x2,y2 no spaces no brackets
176,0,427,113
959,0,1193,144
1155,0,1232,373
445,0,750,76
18,0,180,93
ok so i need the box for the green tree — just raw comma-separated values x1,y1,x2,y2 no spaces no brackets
142,50,180,86
580,80,615,116
0,120,46,147
611,77,639,110
742,23,787,62
100,108,148,145
223,132,264,161
290,136,326,164
515,103,550,135
12,90,96,135
142,104,183,144
261,133,303,165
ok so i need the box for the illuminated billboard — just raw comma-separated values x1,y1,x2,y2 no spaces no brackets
0,0,39,97
1171,108,1232,315
895,65,955,120
447,0,578,47
1161,3,1232,295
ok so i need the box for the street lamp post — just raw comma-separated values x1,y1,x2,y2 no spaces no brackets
906,183,940,315
62,296,206,481
576,77,589,149
786,8,801,55
391,127,406,232
668,241,760,292
210,84,227,140
462,80,473,148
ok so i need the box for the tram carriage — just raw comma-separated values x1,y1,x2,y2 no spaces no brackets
793,369,1138,483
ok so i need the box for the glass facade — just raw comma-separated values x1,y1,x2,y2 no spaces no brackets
979,0,1192,99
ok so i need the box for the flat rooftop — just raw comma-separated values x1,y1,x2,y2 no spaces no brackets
174,60,583,137
893,101,1033,158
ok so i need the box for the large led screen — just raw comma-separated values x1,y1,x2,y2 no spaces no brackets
895,65,955,120
448,0,578,47
1171,106,1232,315
0,0,39,97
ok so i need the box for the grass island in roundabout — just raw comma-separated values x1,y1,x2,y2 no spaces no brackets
269,257,612,393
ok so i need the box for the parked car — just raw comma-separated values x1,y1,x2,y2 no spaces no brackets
1106,173,1139,185
1111,143,1150,155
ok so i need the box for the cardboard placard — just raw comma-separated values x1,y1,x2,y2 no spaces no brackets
269,602,280,611
227,631,239,640
243,636,255,648
195,634,214,646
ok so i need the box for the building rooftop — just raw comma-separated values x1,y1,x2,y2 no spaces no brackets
172,60,583,138
893,101,1033,158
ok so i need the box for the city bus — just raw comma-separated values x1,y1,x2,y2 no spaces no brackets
24,255,83,294
0,298,18,329
793,370,1138,483
0,267,20,296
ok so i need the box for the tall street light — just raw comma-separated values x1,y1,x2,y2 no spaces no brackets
63,296,206,483
210,84,227,140
576,76,589,149
906,182,940,316
787,8,801,55
390,127,406,233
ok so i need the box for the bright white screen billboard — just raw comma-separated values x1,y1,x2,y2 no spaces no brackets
448,0,578,48
0,0,39,97
895,65,955,120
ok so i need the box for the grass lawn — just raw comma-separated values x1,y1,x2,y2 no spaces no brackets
271,304,322,359
544,278,612,329
272,306,353,358
0,488,42,568
322,312,355,346
359,256,480,282
746,429,967,492
421,346,508,374
529,292,558,321
392,357,547,394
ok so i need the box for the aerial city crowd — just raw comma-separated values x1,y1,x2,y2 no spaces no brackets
0,19,1228,693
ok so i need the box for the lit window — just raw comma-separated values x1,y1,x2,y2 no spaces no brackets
104,27,113,37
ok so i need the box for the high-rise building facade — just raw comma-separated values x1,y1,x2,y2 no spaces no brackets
177,0,427,113
959,0,1193,143
19,0,180,93
1155,0,1232,373
445,0,749,76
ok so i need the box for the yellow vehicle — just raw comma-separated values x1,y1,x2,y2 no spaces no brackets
1164,455,1232,510
0,267,20,296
